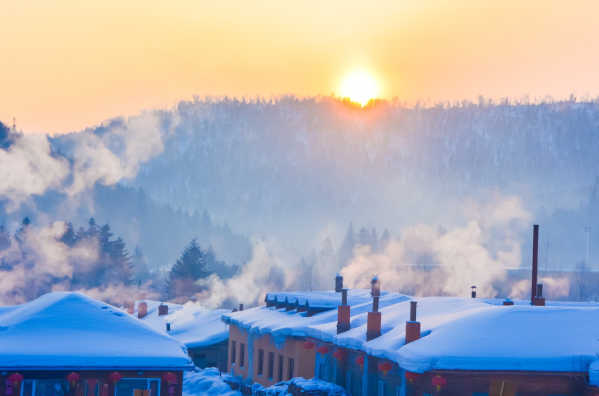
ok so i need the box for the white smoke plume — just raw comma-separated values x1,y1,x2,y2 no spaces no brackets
0,112,174,210
341,195,531,298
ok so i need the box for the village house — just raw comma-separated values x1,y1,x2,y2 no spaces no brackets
0,292,193,396
127,299,231,371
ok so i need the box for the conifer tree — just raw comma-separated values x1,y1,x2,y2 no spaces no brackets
370,227,379,253
132,246,150,285
380,228,390,251
337,222,356,268
168,238,211,300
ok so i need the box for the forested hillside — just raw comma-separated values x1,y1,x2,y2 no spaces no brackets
51,96,599,265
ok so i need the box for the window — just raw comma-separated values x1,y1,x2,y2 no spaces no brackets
377,380,387,396
240,343,245,368
288,358,295,380
277,355,284,382
115,380,160,396
21,380,69,396
231,341,236,365
318,363,329,382
345,371,353,394
258,349,264,376
268,352,275,379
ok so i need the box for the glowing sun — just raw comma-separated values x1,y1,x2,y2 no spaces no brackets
340,71,380,106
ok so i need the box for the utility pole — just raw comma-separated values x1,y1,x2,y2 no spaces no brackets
585,226,591,268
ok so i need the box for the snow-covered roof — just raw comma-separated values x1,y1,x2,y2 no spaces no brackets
306,296,599,373
222,290,410,344
0,292,194,370
138,300,230,349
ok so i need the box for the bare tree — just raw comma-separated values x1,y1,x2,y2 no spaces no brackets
415,248,435,272
574,260,592,302
539,236,560,277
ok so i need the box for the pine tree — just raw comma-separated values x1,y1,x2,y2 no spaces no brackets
60,222,77,247
370,227,379,253
168,238,211,300
380,228,390,251
337,222,356,267
132,246,150,285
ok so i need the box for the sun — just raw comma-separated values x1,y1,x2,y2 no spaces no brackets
340,71,380,106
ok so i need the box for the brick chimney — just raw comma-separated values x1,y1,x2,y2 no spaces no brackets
337,289,350,334
366,277,382,341
533,283,545,306
158,303,169,316
503,298,514,306
239,303,244,311
335,274,343,292
405,301,421,344
138,301,148,319
125,299,135,315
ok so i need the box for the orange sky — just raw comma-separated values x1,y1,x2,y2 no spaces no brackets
1,0,599,134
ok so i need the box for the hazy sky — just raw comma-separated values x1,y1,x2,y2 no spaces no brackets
1,0,598,134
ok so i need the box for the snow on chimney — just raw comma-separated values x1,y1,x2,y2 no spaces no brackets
137,301,148,319
158,303,169,316
366,277,382,341
405,301,421,344
337,289,350,334
335,274,343,292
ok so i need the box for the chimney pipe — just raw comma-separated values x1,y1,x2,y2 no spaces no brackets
531,224,539,305
405,301,421,344
537,283,543,298
158,303,169,316
166,323,171,332
534,283,546,306
239,303,244,311
337,289,350,334
471,286,477,298
366,311,381,341
137,301,148,319
335,274,343,292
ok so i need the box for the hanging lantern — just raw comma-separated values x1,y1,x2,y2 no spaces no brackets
67,372,80,385
378,362,392,375
404,371,420,384
431,375,447,392
333,350,345,361
8,373,23,386
109,372,122,384
317,346,329,357
302,341,314,350
355,356,364,369
162,372,176,385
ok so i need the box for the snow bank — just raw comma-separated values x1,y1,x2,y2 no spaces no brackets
183,368,240,396
0,292,193,369
140,300,230,348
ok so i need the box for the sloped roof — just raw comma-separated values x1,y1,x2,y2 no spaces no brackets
0,292,194,370
138,300,230,349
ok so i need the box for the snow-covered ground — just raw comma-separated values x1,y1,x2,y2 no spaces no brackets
183,369,347,396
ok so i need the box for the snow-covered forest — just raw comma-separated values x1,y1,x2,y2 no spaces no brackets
2,96,599,306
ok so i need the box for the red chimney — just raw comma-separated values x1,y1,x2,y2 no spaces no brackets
337,289,350,334
138,301,148,319
366,277,382,341
158,303,169,316
531,224,539,305
533,283,545,306
405,301,421,344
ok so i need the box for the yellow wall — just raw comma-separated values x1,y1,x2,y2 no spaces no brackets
227,324,316,387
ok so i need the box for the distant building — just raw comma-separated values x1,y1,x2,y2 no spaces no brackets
0,293,193,396
132,299,231,371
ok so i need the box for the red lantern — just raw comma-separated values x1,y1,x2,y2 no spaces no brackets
333,350,345,361
8,373,23,386
378,362,392,375
109,372,122,384
67,372,80,385
355,356,364,369
303,341,314,350
163,372,176,385
404,371,420,384
317,346,329,357
431,375,447,392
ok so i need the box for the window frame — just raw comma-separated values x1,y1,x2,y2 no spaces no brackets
239,343,245,368
231,340,236,365
258,349,265,376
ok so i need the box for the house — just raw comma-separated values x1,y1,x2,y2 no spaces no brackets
220,276,409,387
130,299,231,371
0,292,193,396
